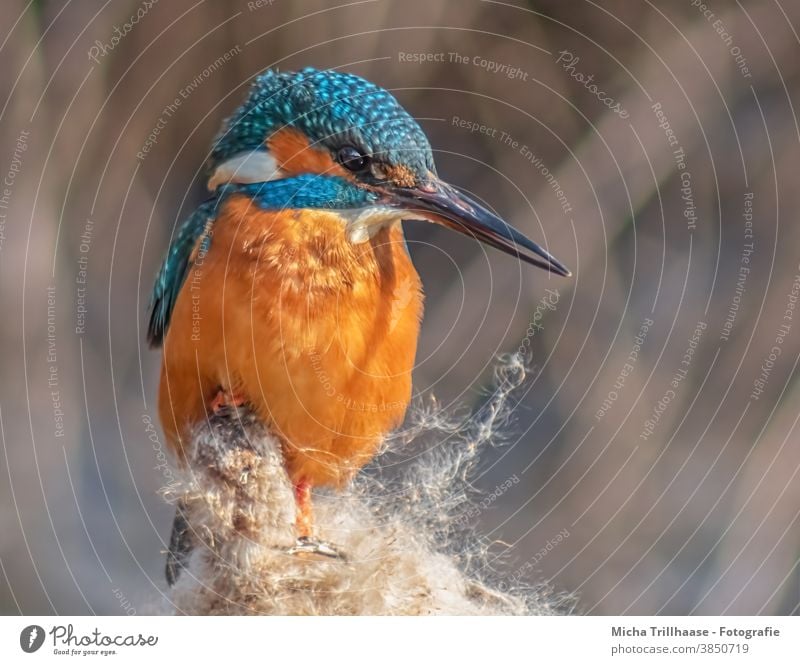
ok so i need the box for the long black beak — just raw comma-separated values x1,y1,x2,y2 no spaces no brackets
383,178,571,277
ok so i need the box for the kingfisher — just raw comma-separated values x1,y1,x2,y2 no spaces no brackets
149,67,570,564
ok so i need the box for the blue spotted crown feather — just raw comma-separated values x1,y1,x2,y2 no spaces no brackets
209,67,435,180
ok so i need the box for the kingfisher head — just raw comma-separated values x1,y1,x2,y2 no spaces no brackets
207,67,570,276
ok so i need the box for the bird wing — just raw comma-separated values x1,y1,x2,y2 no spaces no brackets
147,176,364,347
147,198,219,347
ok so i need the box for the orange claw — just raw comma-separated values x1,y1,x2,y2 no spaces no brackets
209,387,246,414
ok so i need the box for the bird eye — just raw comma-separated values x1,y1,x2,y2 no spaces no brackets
336,145,369,172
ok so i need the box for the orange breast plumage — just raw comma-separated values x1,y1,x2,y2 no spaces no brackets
158,193,423,487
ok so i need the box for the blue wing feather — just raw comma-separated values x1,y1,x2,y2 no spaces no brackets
147,198,219,347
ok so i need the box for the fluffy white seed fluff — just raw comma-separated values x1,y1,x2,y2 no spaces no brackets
155,354,570,615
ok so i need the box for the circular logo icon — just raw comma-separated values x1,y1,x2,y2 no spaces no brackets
20,625,45,653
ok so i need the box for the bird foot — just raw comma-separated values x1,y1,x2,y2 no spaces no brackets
210,387,246,415
287,536,347,561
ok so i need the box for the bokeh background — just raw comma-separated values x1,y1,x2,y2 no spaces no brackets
1,0,799,615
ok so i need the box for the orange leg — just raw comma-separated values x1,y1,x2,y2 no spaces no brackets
293,478,314,539
288,478,344,560
209,387,246,414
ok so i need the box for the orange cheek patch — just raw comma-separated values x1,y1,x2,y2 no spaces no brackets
266,127,352,179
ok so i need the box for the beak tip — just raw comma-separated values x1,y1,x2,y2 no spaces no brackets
545,258,571,278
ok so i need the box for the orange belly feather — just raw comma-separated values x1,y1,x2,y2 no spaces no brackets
158,194,423,487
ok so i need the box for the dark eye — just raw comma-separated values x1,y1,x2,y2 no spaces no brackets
336,145,369,172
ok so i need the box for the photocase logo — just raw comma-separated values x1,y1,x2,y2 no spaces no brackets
20,625,45,653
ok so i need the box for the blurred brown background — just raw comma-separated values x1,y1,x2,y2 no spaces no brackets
1,0,799,615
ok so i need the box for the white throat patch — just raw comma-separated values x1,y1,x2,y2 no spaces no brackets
340,206,427,244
